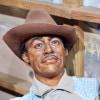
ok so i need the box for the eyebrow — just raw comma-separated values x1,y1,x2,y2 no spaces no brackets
29,36,62,46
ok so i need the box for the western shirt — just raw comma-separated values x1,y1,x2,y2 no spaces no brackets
10,72,99,100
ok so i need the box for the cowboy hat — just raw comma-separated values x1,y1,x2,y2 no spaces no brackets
3,9,77,60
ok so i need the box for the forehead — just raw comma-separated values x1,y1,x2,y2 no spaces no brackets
25,35,63,46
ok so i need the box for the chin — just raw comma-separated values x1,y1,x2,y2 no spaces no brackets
46,64,59,71
43,72,59,78
44,66,63,76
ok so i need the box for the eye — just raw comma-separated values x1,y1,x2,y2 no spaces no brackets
51,39,60,46
34,43,44,49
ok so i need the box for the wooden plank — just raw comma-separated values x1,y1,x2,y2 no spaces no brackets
62,0,83,8
65,24,84,77
71,7,100,24
0,0,100,23
0,0,71,19
73,26,84,77
65,25,84,77
0,72,31,95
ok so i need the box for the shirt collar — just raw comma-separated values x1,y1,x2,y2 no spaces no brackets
32,70,74,96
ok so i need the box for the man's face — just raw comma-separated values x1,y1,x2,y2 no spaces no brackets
22,35,68,78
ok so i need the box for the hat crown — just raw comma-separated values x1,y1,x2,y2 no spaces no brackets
25,9,57,25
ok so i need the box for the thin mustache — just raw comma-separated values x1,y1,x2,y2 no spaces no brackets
41,54,59,62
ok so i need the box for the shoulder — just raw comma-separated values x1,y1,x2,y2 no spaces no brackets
9,93,30,100
10,97,22,100
9,88,41,100
72,76,99,100
72,76,98,87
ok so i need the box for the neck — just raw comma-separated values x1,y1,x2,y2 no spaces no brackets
35,70,64,86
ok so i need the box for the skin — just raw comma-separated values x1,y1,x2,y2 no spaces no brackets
22,35,68,86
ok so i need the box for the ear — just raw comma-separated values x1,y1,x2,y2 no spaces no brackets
22,52,29,63
65,48,68,57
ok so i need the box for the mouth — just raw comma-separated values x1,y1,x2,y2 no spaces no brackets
41,56,59,64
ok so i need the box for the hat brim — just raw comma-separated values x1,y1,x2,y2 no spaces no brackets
3,23,77,59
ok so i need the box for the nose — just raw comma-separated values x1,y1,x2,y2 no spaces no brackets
44,43,53,54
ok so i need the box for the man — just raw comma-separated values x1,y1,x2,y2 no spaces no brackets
3,9,99,100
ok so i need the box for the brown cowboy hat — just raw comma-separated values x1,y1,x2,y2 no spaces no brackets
3,9,77,60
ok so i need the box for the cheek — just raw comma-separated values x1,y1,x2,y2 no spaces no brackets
56,47,66,58
28,52,43,72
56,47,67,64
28,50,42,66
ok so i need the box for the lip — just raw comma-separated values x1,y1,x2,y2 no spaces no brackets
41,56,58,63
